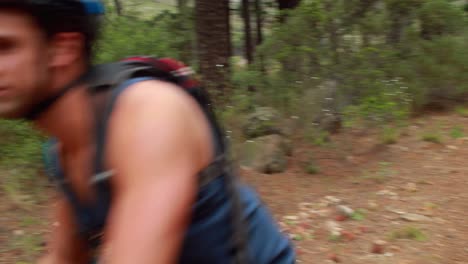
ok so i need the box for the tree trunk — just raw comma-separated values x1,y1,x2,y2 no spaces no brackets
242,0,253,64
277,0,301,22
195,0,231,102
113,0,123,16
277,0,301,10
254,0,266,76
255,0,263,46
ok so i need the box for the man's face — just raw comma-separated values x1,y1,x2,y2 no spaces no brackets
0,9,50,119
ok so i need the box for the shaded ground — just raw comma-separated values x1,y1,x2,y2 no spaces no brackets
1,112,468,263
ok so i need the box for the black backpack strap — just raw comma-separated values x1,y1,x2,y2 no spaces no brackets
225,162,250,264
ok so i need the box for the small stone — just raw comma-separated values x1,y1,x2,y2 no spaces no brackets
398,146,410,151
371,240,387,254
328,253,341,263
341,230,356,241
336,205,354,217
390,245,401,252
284,215,299,221
386,207,406,215
326,221,342,236
368,201,378,210
335,215,348,222
384,252,394,257
377,190,398,197
404,183,418,192
299,212,310,219
13,230,24,236
325,196,342,204
358,226,370,234
400,213,431,222
298,202,313,210
446,145,458,150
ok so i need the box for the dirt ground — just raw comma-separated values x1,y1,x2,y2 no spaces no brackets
1,112,468,263
243,112,468,264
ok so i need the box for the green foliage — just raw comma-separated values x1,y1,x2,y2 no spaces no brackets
233,0,468,127
304,127,330,147
94,3,195,64
328,233,342,242
0,120,43,166
422,131,443,143
418,0,466,39
343,77,412,128
0,120,46,207
350,209,366,221
381,125,400,144
305,163,320,175
303,153,320,175
10,232,44,260
389,226,428,241
450,126,464,139
455,106,468,117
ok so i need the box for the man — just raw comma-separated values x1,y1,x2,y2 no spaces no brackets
0,1,295,263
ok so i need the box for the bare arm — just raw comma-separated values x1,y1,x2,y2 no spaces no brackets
38,198,90,264
98,80,213,264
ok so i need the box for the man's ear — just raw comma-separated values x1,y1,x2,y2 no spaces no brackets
49,33,85,67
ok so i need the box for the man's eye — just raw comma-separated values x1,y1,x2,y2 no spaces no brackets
0,39,16,53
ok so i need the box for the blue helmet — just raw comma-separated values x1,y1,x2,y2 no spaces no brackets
0,1,105,16
79,0,105,15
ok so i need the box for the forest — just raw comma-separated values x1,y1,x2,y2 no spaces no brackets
1,0,468,263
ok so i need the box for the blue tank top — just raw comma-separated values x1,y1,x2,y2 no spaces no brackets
43,78,296,264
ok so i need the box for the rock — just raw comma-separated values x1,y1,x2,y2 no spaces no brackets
316,114,342,134
13,230,24,236
325,196,342,205
336,205,354,217
240,135,289,173
390,245,401,252
284,215,299,221
326,221,342,237
299,212,310,219
404,183,418,192
384,253,394,257
335,215,348,222
341,230,356,241
371,240,387,254
446,145,458,150
242,107,283,138
377,190,398,197
386,207,406,215
358,226,370,234
303,80,347,134
328,253,341,262
400,213,431,222
368,201,378,211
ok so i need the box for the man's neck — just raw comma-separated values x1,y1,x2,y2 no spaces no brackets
33,65,94,152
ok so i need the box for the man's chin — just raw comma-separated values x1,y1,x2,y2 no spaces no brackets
0,105,29,120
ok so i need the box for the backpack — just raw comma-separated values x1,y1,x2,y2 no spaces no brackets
43,56,250,264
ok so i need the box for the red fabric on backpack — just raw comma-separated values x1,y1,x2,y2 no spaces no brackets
121,56,199,89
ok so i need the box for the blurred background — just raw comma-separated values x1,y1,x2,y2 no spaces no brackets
1,0,467,263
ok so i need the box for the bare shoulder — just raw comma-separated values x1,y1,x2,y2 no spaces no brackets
115,79,200,114
105,79,214,180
